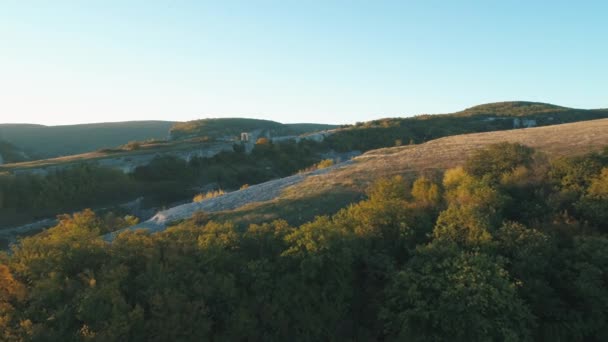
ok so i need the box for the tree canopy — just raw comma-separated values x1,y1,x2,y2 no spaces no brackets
1,142,608,341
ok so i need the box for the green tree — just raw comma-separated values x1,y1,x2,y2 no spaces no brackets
465,142,535,184
382,242,533,341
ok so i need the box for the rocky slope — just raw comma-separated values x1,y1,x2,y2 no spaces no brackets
104,162,350,240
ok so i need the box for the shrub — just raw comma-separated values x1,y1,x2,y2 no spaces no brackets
193,189,226,202
316,159,334,169
255,137,270,145
465,142,534,183
123,141,141,151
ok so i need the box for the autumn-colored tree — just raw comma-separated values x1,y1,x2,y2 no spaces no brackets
255,137,270,145
410,176,442,208
0,261,31,341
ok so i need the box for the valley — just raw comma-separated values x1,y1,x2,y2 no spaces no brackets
109,117,608,236
2,103,607,341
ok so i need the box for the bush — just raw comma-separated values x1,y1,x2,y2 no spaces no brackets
123,141,142,151
255,137,270,145
465,142,535,183
193,189,226,202
316,159,334,169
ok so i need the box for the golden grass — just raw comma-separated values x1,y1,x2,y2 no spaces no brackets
290,118,608,197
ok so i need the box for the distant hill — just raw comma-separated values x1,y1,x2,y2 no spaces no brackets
452,101,573,117
169,118,337,140
324,101,608,151
407,101,608,122
1,101,605,163
0,121,175,158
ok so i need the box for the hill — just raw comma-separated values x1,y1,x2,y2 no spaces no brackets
108,118,608,237
1,101,603,162
0,121,175,158
453,101,574,117
169,117,337,140
324,101,608,151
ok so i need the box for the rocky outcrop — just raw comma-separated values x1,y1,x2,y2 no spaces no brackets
4,129,338,176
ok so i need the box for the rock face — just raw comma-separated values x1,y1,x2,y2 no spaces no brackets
93,143,235,174
513,118,537,128
4,129,338,176
270,130,336,144
0,153,3,165
104,161,352,240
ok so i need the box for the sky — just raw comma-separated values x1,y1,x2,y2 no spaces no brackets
0,0,607,126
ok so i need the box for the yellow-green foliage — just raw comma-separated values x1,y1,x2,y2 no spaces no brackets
297,159,335,174
366,175,408,202
0,262,31,340
436,167,507,246
316,159,334,169
411,176,441,208
193,189,226,202
2,144,608,341
442,167,504,210
587,168,608,198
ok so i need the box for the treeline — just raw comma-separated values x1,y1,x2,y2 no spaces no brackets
0,141,324,228
1,143,607,341
0,165,139,227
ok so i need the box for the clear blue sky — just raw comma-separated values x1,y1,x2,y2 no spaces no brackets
1,0,606,125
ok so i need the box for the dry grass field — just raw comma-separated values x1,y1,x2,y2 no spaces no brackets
298,118,608,191
214,118,608,226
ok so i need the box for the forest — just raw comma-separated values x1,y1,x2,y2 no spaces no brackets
0,140,324,228
1,143,607,341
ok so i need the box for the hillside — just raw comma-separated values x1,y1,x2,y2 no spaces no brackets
0,121,174,158
0,140,29,164
0,138,233,174
453,101,575,117
324,101,608,151
169,117,337,140
108,118,608,237
1,101,603,164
